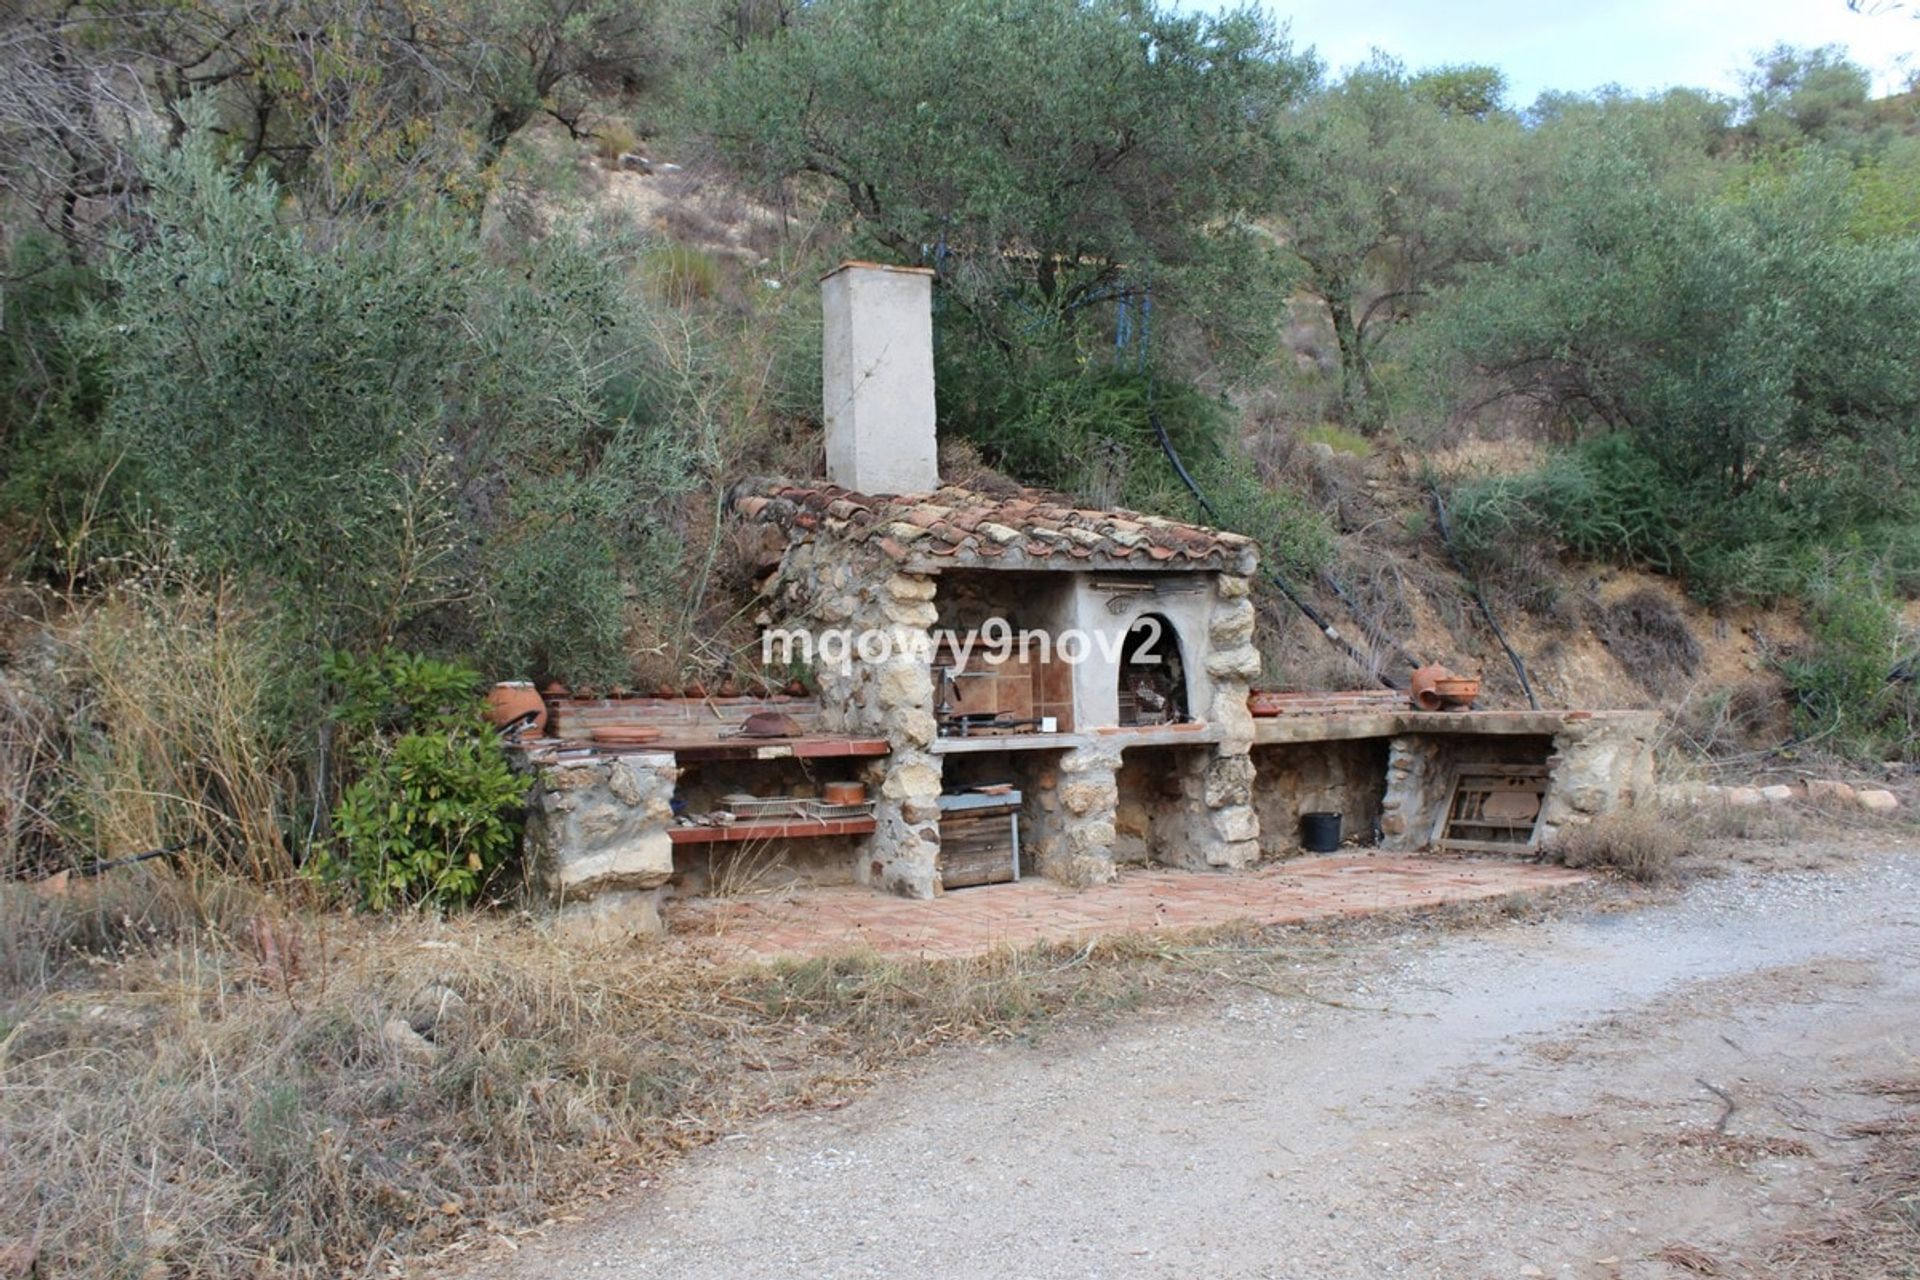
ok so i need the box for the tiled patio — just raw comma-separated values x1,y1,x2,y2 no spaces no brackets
673,855,1591,960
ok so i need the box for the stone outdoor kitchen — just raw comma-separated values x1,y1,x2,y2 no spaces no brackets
513,263,1658,938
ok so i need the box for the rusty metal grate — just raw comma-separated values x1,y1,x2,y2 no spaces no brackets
1431,764,1549,854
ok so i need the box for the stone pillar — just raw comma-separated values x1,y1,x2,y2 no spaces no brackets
1045,744,1121,886
857,570,944,898
1191,573,1262,869
523,753,679,939
1378,735,1442,852
1538,714,1658,843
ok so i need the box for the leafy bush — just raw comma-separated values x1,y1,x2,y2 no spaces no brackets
1782,561,1919,762
939,339,1331,577
320,651,529,910
937,345,1220,506
0,236,133,581
81,123,697,679
698,0,1304,368
1425,142,1920,605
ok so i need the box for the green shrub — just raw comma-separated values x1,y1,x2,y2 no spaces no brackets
1782,561,1919,761
936,330,1330,576
319,651,529,910
1424,144,1920,606
81,123,698,676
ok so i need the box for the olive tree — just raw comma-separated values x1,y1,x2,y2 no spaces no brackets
1273,57,1522,429
697,0,1310,358
1426,131,1920,600
90,127,695,676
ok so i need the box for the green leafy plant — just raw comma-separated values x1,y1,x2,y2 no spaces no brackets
1782,561,1919,762
320,651,529,910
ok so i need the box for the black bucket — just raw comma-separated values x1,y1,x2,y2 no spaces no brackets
1300,811,1342,853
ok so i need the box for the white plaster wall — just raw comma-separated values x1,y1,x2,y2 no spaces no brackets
1064,574,1218,730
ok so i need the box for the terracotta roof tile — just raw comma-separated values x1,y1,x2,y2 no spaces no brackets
726,479,1257,573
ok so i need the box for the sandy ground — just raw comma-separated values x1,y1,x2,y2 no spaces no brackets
461,848,1920,1279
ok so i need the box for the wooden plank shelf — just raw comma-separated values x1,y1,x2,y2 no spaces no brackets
669,817,877,846
586,736,889,763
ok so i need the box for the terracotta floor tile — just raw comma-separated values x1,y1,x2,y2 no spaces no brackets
668,855,1589,962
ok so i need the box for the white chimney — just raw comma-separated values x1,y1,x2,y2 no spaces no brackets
821,261,939,494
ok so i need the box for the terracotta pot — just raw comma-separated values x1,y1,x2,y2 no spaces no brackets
1432,676,1481,707
486,682,547,734
1407,663,1452,712
1247,691,1287,718
822,781,867,806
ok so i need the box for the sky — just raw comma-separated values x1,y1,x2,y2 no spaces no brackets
1272,0,1919,108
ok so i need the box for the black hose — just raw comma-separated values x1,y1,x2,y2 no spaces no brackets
76,838,198,878
1428,486,1539,710
1150,411,1402,692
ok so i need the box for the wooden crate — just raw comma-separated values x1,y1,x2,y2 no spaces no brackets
939,804,1020,888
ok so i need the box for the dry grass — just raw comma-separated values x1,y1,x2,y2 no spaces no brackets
0,883,1591,1278
0,664,61,877
1550,809,1690,883
3,884,1364,1277
1675,799,1816,844
54,572,295,883
1761,1076,1920,1279
1597,587,1702,696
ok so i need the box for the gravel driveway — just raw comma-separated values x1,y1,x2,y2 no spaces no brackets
462,849,1920,1279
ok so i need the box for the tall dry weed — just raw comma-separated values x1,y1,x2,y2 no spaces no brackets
56,568,295,883
0,664,62,877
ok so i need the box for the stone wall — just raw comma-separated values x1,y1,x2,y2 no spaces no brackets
1538,714,1659,842
1250,739,1390,857
1377,715,1659,852
523,753,679,939
765,538,945,897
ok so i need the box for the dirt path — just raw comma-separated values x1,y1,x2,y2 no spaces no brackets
464,852,1920,1279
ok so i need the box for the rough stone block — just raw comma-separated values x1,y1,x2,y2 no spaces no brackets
553,831,674,895
1064,818,1117,856
886,573,937,601
1208,600,1257,647
1209,838,1261,869
881,760,942,800
1203,755,1255,808
1061,777,1119,817
874,661,929,712
1859,789,1901,813
882,597,938,628
896,707,938,748
1205,645,1262,680
1805,779,1856,806
1212,804,1259,844
554,888,664,941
